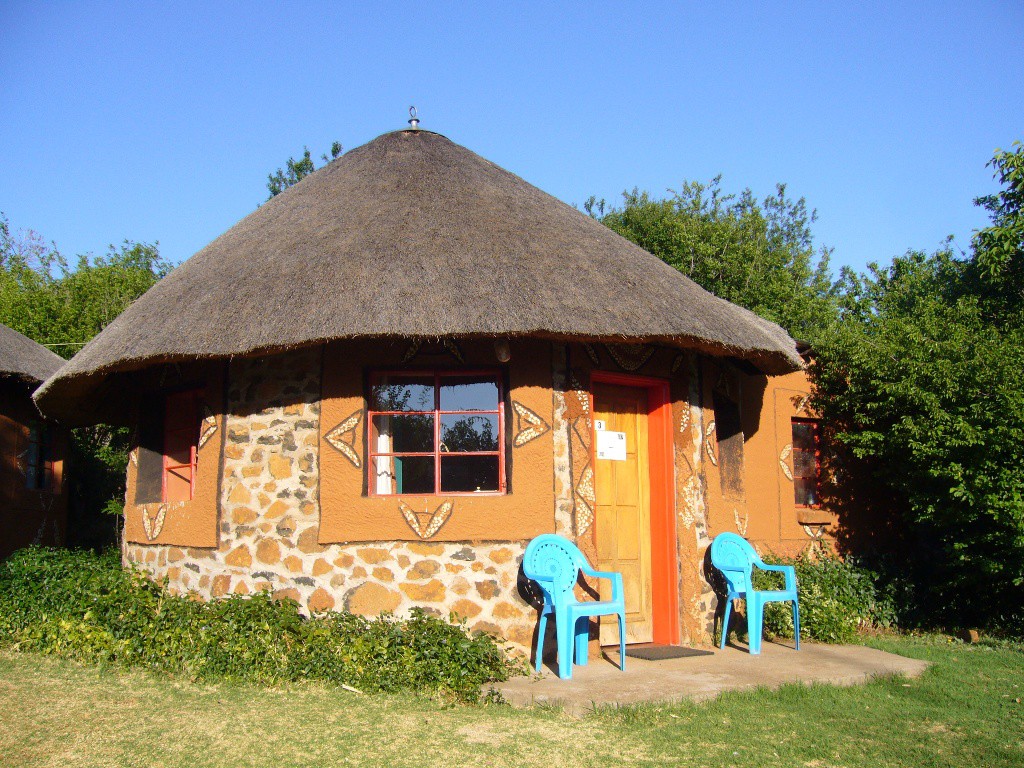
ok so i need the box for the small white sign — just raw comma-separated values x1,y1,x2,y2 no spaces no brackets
594,419,606,432
596,430,627,461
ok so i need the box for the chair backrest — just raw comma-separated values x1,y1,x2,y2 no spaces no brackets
710,532,756,594
523,534,584,606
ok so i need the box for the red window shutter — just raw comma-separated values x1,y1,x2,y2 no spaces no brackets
163,390,201,503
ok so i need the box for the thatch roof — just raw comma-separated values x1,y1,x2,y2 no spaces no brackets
0,323,63,386
36,128,801,423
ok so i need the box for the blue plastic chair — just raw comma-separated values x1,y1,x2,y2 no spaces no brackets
710,532,800,655
522,534,627,679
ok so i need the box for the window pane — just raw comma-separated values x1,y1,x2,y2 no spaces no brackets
165,466,193,503
441,455,500,492
794,477,818,507
371,375,434,412
39,425,51,463
165,391,197,430
394,455,435,494
165,430,194,466
793,448,816,477
440,376,499,411
792,421,816,451
373,455,395,494
372,414,434,453
441,414,499,452
24,439,39,470
24,461,39,490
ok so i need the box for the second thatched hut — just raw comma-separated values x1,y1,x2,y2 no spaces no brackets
0,322,67,560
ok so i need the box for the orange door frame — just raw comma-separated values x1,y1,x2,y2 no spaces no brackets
591,371,680,645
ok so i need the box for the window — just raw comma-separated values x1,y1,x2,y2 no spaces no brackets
134,388,204,505
24,420,53,491
162,389,201,503
791,418,821,507
712,388,745,499
368,371,505,495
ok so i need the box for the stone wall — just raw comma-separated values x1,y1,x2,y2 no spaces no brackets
126,346,537,653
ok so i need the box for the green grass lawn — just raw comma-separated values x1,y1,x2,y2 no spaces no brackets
1,635,1021,768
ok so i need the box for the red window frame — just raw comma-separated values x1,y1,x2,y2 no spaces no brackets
791,417,821,508
367,370,506,496
24,419,53,491
162,389,202,503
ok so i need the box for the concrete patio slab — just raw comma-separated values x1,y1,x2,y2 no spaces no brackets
495,641,930,715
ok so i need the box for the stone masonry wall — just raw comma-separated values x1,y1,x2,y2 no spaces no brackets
126,347,536,653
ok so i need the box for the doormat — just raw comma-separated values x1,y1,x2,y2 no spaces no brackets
624,645,714,661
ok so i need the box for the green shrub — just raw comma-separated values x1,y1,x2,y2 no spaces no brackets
743,552,896,644
0,547,523,702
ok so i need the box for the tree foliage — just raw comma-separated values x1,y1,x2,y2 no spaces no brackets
589,150,1024,631
266,141,343,199
586,178,836,342
971,141,1024,317
0,215,170,359
810,144,1024,628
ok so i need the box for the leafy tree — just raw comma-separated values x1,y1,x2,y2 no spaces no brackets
0,215,169,359
971,141,1024,317
266,141,343,199
442,416,496,453
810,146,1024,630
587,178,836,342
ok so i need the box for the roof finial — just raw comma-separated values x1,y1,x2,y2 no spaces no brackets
408,106,420,130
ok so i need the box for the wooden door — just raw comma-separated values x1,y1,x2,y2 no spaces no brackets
593,382,653,644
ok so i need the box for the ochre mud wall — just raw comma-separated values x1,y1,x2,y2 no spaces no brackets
126,345,538,651
701,363,836,558
121,340,833,652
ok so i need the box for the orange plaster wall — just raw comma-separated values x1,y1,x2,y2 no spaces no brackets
124,368,226,547
702,363,833,556
319,338,555,542
0,379,68,560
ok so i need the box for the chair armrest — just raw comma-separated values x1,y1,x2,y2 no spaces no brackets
757,562,797,592
582,567,618,580
579,563,625,601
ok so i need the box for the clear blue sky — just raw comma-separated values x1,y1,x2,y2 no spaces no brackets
2,2,1021,276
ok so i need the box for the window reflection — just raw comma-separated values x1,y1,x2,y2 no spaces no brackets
372,414,435,454
441,455,500,492
440,376,499,411
371,376,434,412
440,414,498,452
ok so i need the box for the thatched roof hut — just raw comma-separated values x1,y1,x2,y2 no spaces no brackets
36,128,799,424
0,323,63,386
27,126,827,651
0,323,68,560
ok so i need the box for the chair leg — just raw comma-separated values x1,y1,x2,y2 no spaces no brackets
556,612,573,679
792,600,801,651
535,612,548,672
617,612,626,671
748,597,762,655
720,598,732,649
574,617,589,667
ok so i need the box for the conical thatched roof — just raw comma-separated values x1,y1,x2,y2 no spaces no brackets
0,323,63,386
36,128,801,423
